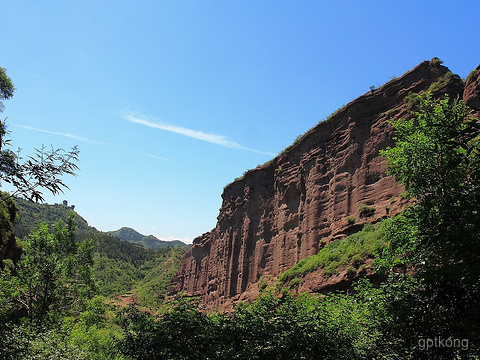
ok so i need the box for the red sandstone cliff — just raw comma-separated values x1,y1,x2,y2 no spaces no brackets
169,59,476,311
464,64,480,110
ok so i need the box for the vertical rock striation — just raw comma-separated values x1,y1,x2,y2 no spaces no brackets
464,64,480,110
169,60,471,311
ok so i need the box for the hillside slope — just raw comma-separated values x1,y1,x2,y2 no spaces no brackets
169,59,477,311
14,198,95,239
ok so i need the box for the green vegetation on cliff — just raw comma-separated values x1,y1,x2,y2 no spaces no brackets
278,222,386,286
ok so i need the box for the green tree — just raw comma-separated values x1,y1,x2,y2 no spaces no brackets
0,213,96,358
381,94,480,279
2,213,96,328
24,213,95,327
380,94,480,357
0,66,79,203
0,67,15,112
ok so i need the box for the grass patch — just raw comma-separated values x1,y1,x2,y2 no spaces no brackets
428,71,455,93
278,223,386,285
467,69,479,83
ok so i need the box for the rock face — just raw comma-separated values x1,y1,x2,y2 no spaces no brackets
464,65,480,110
169,60,471,311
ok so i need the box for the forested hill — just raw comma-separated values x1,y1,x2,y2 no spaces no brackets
13,197,188,306
107,227,189,250
14,198,95,239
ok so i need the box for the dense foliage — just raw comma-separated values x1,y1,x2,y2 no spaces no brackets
81,231,186,305
381,94,480,279
376,94,480,358
118,284,387,360
0,212,98,358
91,234,185,306
0,200,186,359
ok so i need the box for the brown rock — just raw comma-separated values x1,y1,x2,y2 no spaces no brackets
464,65,480,110
169,59,467,312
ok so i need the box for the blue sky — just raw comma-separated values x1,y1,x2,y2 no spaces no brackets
1,1,479,243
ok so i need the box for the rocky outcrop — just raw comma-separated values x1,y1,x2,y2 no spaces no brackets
464,65,480,110
169,60,468,311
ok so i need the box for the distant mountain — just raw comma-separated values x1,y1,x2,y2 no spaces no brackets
107,227,188,250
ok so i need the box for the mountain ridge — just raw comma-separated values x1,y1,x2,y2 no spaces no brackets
14,198,187,250
107,226,188,250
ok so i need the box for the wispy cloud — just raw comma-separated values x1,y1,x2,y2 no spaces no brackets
18,125,170,162
17,125,107,145
144,153,170,162
124,112,275,156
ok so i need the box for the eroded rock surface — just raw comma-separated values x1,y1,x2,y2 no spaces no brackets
464,64,480,110
169,60,467,311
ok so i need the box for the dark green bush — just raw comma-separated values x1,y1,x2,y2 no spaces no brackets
358,204,375,217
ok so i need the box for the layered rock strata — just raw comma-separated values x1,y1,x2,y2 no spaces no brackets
169,59,476,311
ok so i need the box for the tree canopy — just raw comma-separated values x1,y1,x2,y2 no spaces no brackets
379,94,480,357
0,67,14,98
381,94,480,281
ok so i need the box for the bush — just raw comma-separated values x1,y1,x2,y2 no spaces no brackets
430,57,444,67
467,68,479,83
258,279,268,291
358,204,375,217
346,265,357,276
288,277,300,289
428,71,455,93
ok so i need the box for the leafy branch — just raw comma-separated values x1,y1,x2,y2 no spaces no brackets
0,144,80,203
